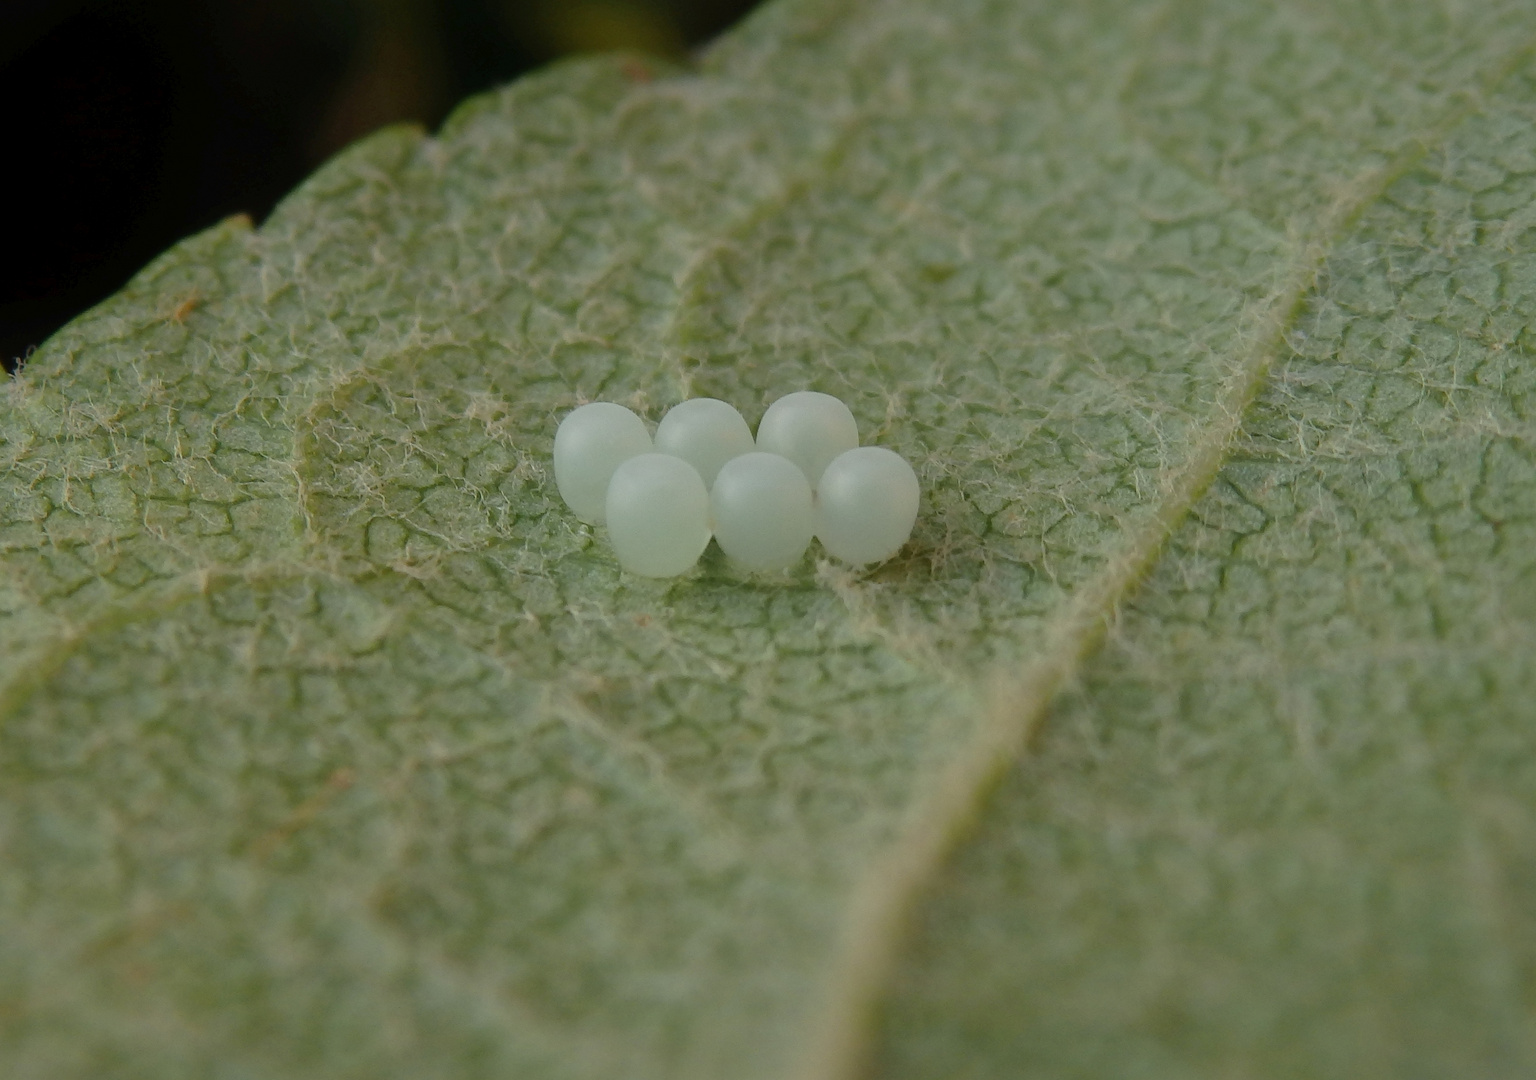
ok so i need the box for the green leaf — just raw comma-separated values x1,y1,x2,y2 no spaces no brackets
875,18,1536,1080
2,1,1534,1078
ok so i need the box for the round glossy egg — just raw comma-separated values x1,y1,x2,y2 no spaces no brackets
605,453,712,577
654,398,755,487
553,402,652,524
815,446,920,565
709,452,815,571
755,391,859,488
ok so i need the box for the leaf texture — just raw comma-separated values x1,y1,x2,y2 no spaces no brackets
0,1,1533,1077
876,29,1536,1080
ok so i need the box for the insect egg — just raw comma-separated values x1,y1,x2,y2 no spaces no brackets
815,446,920,565
605,453,712,577
755,391,859,488
554,402,652,524
709,452,815,571
654,397,755,487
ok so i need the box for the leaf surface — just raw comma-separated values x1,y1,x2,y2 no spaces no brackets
1,1,1533,1078
876,27,1536,1079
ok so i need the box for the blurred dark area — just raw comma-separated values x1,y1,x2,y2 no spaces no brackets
1,0,763,373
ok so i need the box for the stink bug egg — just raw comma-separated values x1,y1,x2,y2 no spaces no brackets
815,446,920,565
654,397,755,487
605,453,712,577
755,391,858,488
554,402,652,524
710,452,815,571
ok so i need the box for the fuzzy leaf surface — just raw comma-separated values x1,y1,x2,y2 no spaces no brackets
1,1,1534,1077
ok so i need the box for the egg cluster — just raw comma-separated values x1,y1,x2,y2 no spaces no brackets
553,392,919,578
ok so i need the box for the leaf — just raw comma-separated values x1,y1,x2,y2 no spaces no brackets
871,7,1536,1080
1,2,1533,1079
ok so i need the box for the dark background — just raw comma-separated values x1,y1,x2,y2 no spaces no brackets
1,0,763,372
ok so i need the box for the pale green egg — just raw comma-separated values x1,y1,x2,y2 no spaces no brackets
710,452,815,571
755,391,858,488
605,453,712,577
815,446,919,565
553,402,652,524
654,398,755,487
